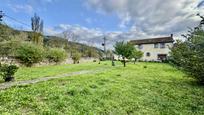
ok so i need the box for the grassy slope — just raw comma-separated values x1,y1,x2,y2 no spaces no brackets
0,62,203,114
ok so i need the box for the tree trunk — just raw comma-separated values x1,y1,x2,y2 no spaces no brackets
123,57,126,67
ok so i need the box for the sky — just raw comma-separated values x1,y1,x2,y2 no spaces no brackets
1,0,204,49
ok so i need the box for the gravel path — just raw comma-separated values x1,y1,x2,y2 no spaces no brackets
0,67,107,90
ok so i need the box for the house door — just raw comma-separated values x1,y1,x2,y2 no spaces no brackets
158,54,167,61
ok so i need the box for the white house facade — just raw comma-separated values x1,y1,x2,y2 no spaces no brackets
130,35,174,61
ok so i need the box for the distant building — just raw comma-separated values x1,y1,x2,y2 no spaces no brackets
130,34,174,61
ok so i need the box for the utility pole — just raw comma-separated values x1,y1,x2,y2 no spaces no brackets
0,11,5,22
102,37,107,59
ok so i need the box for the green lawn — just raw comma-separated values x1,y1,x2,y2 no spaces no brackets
1,62,104,82
0,62,203,114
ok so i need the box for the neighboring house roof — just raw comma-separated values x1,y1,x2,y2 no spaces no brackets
130,35,174,45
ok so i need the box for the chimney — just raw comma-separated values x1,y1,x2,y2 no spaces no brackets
170,34,173,38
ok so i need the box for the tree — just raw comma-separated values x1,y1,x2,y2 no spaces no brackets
62,31,78,57
170,16,204,84
72,51,81,64
31,13,44,45
131,49,143,64
114,41,135,67
31,13,43,33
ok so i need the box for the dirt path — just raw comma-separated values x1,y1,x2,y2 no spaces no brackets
0,67,108,90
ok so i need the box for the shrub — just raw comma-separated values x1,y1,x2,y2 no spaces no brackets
0,63,19,82
72,52,81,64
46,48,67,63
170,27,204,84
16,42,45,67
0,40,21,57
143,66,147,69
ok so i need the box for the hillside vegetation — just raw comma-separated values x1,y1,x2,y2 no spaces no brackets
0,23,102,58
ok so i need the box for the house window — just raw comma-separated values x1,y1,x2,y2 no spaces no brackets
138,44,143,49
160,43,165,48
146,52,150,57
154,43,159,48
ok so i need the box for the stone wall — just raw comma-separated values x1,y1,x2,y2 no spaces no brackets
0,57,99,67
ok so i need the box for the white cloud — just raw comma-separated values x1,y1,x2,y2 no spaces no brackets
45,24,154,49
87,0,204,36
46,1,204,49
8,4,34,14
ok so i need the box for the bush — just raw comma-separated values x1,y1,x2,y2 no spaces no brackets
72,52,81,64
16,42,45,67
0,63,18,82
170,28,204,84
0,40,21,57
46,48,67,63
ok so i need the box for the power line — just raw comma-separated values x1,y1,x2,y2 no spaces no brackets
0,10,30,28
4,15,30,27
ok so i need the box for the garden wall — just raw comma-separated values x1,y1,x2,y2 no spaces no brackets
0,57,98,67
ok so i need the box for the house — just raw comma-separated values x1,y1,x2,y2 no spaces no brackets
130,34,174,61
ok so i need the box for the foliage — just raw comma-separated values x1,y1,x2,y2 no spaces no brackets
170,40,189,66
0,23,12,42
72,51,81,64
0,62,203,114
85,48,98,58
131,49,143,64
0,24,30,42
46,48,67,63
0,40,20,57
10,32,28,41
32,32,44,45
170,23,204,83
46,37,67,48
0,63,18,81
16,42,45,67
114,41,135,67
0,32,28,57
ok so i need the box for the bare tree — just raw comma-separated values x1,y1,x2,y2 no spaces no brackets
62,30,77,42
31,13,44,45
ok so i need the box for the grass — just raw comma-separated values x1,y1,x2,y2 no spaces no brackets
0,61,203,114
0,62,103,82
